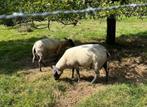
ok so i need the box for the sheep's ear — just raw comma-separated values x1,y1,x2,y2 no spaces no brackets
64,37,68,40
51,65,56,74
52,65,60,74
51,65,55,69
52,65,57,71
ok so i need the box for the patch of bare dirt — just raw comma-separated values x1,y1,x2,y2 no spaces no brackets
54,73,107,107
55,84,105,107
18,67,52,82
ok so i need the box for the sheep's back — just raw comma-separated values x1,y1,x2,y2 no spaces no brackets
40,38,60,50
64,44,107,67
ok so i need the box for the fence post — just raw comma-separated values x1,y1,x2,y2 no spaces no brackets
106,0,118,45
106,14,116,45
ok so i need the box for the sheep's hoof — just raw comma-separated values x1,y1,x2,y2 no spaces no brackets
71,78,78,82
105,79,108,84
71,78,80,83
90,80,96,84
90,82,94,84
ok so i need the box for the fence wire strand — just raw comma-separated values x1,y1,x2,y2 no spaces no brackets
0,3,147,19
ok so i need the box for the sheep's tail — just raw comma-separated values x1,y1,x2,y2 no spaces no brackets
32,46,36,63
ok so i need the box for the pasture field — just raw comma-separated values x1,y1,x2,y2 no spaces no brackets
0,17,147,107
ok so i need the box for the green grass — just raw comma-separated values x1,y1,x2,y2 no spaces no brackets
0,73,70,107
0,17,147,107
76,84,147,107
116,17,147,37
0,74,54,107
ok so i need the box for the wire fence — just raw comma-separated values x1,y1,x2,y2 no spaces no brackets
0,3,147,19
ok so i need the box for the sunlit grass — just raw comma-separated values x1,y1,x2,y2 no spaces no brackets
76,84,147,107
0,72,71,107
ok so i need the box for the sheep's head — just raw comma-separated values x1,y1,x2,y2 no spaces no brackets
52,66,62,80
64,38,75,47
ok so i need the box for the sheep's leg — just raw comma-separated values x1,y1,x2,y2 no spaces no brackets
39,60,46,71
32,53,38,63
91,63,99,84
103,61,109,82
38,61,42,72
71,68,75,79
91,73,98,84
41,60,46,67
76,67,80,82
38,56,42,72
32,55,35,63
32,48,36,63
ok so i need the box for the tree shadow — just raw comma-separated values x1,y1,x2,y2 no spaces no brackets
107,31,147,84
0,36,49,74
59,75,108,84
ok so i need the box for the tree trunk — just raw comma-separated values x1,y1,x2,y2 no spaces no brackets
106,14,116,45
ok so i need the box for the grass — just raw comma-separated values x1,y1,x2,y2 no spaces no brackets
0,72,71,107
0,74,55,107
116,17,147,37
76,84,147,107
0,17,147,107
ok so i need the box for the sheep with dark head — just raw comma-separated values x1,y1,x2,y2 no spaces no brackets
52,44,110,84
32,37,75,71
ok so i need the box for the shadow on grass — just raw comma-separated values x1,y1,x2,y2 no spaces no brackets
107,31,147,84
0,36,47,74
59,74,107,83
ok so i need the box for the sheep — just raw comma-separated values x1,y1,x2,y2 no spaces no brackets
52,44,110,84
32,37,75,71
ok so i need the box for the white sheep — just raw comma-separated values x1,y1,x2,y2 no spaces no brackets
32,37,75,71
52,44,110,83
